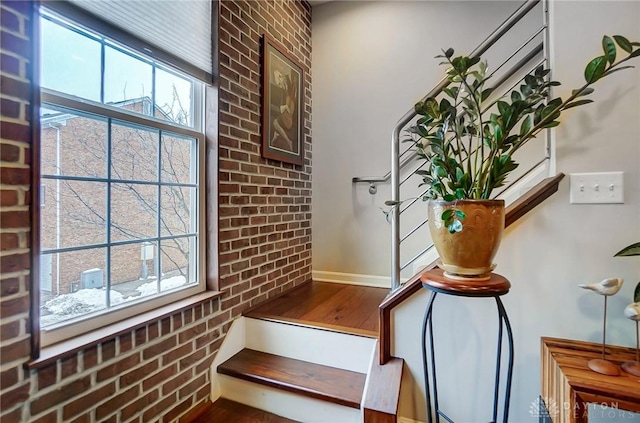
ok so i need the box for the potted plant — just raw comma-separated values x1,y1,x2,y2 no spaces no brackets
400,35,640,278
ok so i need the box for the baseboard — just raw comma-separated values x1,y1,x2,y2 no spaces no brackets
312,270,399,288
398,417,425,423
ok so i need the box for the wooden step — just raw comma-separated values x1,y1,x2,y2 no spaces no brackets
183,398,299,423
217,349,366,409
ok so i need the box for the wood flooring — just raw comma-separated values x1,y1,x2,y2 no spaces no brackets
244,281,388,337
217,348,367,409
184,398,298,423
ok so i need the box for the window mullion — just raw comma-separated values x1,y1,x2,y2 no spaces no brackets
106,118,112,308
157,130,162,295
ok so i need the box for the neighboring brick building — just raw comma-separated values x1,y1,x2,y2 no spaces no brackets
39,98,191,298
0,1,312,422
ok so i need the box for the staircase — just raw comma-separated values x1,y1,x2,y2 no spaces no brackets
190,282,398,422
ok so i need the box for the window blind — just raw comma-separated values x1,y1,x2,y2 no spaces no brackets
64,0,213,82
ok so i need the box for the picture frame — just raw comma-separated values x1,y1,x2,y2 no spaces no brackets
261,34,304,166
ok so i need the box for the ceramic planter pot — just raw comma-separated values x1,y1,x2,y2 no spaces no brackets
427,199,505,279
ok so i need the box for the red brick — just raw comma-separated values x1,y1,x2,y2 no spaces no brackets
30,376,91,415
0,210,29,229
0,123,30,144
62,382,116,421
101,338,116,361
0,31,30,62
163,397,192,423
143,335,177,360
119,332,133,353
95,385,139,421
68,414,90,423
0,319,20,341
2,1,32,17
142,393,175,422
0,367,18,390
179,345,206,371
120,359,159,388
31,411,57,423
0,294,29,318
96,353,140,382
142,363,177,392
60,354,78,379
0,75,29,99
0,143,20,161
0,53,20,76
0,380,29,410
81,346,97,370
162,342,192,366
120,388,159,421
161,368,191,396
0,189,18,207
0,98,21,120
36,362,56,390
0,8,21,33
0,277,20,296
0,405,22,422
178,373,207,399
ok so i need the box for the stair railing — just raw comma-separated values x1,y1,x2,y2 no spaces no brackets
353,0,549,292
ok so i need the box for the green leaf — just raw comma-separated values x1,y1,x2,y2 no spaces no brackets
630,49,640,58
602,35,617,63
444,48,454,58
603,65,635,77
563,99,594,110
454,210,466,219
520,115,532,136
613,35,633,53
425,98,439,118
572,87,594,98
541,120,560,128
614,242,640,256
635,282,640,303
441,209,454,221
455,188,465,199
443,194,456,202
385,200,401,206
584,56,607,83
511,91,522,102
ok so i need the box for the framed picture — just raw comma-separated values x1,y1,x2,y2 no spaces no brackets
261,34,304,165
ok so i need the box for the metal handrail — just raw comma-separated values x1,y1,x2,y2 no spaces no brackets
388,0,543,291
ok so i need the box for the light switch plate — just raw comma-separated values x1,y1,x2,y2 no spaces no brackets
570,172,624,204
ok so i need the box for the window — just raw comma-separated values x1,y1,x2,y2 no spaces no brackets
38,10,206,345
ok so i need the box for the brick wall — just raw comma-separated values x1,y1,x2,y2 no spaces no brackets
0,0,312,422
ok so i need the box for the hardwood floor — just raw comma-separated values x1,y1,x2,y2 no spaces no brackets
244,281,388,337
218,349,367,409
185,398,299,423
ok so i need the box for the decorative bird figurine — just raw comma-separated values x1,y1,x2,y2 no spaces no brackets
578,277,624,376
578,277,624,296
624,302,640,321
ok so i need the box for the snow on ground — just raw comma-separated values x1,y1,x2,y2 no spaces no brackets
41,275,187,326
136,275,188,297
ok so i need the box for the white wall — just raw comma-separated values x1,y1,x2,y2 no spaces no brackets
312,1,640,422
312,0,543,280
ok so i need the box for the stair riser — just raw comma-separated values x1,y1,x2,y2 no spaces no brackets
219,375,362,423
245,318,376,373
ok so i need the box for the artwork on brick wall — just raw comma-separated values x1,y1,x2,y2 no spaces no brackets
261,34,304,166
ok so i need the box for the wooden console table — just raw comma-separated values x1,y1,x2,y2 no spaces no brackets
541,337,640,422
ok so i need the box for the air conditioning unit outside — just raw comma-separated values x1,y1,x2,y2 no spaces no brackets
81,268,103,289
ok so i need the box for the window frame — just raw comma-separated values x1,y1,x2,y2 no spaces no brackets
36,9,208,348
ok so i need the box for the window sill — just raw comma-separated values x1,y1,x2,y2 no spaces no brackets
27,290,223,370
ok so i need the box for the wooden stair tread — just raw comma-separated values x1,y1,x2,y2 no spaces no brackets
188,398,299,422
217,349,366,409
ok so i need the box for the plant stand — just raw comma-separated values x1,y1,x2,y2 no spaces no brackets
420,268,514,423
